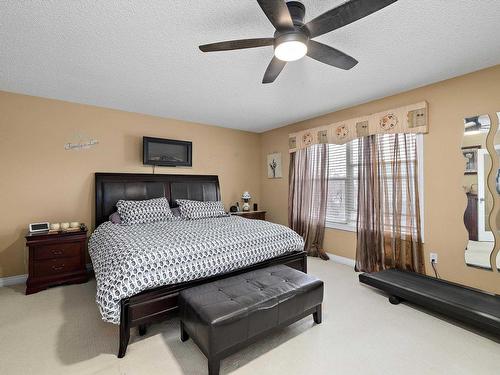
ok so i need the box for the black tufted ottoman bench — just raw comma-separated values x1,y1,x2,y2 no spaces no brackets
179,264,324,375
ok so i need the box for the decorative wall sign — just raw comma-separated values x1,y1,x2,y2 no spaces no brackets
288,101,428,152
267,152,282,179
64,132,99,151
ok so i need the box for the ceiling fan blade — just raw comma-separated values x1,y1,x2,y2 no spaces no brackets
303,0,398,38
256,0,294,31
307,40,358,70
199,38,274,52
262,56,286,84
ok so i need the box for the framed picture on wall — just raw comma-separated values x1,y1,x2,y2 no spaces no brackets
267,152,282,178
462,145,481,175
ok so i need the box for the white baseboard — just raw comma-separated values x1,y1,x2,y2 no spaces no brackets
0,274,28,287
328,253,356,268
0,263,93,287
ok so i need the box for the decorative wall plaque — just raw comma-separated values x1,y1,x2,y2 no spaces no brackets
379,113,398,131
302,132,313,146
408,108,427,128
318,130,328,143
356,121,369,137
336,124,349,139
64,132,99,151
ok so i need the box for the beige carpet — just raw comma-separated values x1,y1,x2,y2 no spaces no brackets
0,258,498,375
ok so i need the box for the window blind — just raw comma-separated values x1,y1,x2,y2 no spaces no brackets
326,133,421,234
326,141,358,226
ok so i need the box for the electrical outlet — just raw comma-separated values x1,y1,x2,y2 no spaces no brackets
430,252,438,263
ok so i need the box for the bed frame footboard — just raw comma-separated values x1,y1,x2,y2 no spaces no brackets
117,251,307,358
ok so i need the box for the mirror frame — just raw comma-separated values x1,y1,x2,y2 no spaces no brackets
462,112,499,272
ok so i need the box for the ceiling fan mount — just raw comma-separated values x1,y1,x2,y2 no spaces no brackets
285,1,306,27
199,0,398,83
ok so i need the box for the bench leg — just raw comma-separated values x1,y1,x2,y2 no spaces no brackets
208,356,220,375
180,321,189,342
313,304,322,324
389,295,403,305
138,324,147,336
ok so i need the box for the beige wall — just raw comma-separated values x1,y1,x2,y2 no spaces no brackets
260,64,500,295
3,66,500,294
0,92,261,278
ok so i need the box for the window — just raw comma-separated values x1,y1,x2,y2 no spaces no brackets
326,140,359,230
326,133,424,234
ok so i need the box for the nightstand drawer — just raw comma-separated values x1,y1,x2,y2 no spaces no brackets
34,242,81,260
243,212,265,220
34,256,81,277
231,211,266,220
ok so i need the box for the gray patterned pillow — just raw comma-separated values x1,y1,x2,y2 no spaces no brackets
176,199,227,219
117,197,174,225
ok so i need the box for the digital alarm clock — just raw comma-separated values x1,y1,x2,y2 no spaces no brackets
29,222,50,233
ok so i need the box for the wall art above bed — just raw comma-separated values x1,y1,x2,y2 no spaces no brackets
64,131,99,151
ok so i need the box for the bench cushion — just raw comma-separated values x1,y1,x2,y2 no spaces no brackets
179,264,323,355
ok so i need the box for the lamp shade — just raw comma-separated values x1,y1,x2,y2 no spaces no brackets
242,191,251,200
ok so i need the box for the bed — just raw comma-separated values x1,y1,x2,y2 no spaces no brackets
91,173,307,358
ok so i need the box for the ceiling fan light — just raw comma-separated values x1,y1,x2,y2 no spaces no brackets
274,41,307,62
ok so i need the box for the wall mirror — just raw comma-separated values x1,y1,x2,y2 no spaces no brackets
462,114,495,270
496,112,500,271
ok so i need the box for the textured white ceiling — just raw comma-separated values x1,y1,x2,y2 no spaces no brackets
1,1,500,132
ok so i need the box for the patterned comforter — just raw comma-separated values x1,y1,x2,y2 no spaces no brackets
88,216,304,324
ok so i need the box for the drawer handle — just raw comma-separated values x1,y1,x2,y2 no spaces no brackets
52,265,65,271
51,250,63,255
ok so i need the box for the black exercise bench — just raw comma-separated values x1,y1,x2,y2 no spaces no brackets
359,269,500,337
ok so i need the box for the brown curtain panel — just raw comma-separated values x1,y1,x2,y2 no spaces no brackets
356,134,424,273
289,144,329,260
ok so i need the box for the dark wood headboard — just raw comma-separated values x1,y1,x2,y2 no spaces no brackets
95,173,220,227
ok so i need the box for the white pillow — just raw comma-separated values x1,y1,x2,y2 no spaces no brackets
116,197,174,225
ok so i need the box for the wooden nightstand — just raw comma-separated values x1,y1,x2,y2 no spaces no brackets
25,229,89,295
230,210,266,221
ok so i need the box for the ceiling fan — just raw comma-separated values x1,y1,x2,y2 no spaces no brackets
199,0,398,83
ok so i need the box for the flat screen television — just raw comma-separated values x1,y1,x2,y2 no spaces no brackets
143,136,192,167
